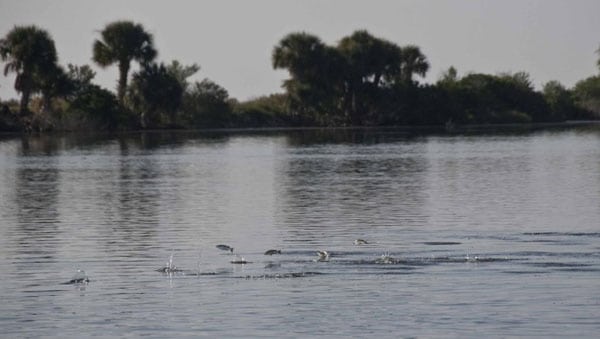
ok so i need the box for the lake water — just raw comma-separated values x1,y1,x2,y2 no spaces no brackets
0,126,599,337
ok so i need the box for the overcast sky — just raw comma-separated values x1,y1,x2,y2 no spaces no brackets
1,0,599,101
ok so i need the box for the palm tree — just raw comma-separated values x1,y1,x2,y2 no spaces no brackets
399,45,429,84
37,64,73,114
336,30,403,123
128,62,183,128
273,32,330,80
92,21,157,104
0,25,57,115
596,45,600,71
273,32,343,119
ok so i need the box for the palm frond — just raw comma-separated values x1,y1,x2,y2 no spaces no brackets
92,40,114,67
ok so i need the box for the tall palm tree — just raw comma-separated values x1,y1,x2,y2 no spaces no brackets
399,45,429,84
336,30,403,123
596,45,600,71
92,21,157,104
0,25,57,115
273,32,343,119
272,32,329,80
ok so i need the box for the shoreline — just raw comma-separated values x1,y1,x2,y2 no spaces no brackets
1,120,599,139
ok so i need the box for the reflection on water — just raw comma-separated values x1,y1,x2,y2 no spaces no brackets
277,140,430,247
8,138,62,281
0,126,599,337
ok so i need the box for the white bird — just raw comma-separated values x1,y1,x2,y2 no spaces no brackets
376,253,397,264
316,250,330,261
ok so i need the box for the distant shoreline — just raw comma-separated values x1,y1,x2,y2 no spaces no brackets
1,120,598,139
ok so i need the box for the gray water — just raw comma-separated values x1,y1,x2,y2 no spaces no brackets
0,126,599,337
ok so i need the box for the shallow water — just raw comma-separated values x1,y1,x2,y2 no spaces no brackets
1,126,599,337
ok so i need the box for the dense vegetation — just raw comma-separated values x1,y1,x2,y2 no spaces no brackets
1,22,599,132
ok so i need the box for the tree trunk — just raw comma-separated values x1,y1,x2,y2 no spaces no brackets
117,61,130,104
140,110,148,129
41,92,52,115
19,89,31,116
373,73,382,88
351,91,357,123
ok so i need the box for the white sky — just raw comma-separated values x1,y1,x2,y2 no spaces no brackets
1,0,599,101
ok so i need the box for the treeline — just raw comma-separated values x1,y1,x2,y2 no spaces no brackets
269,30,599,126
1,23,599,132
0,22,237,132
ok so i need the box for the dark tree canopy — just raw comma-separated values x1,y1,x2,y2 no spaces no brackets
93,21,157,104
273,30,431,125
182,78,231,127
2,25,599,132
0,25,58,115
128,62,183,128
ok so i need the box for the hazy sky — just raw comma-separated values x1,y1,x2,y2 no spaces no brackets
1,0,599,101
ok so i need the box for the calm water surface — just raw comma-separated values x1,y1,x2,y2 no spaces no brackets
0,126,599,337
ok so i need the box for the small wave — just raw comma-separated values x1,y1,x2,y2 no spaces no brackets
242,272,324,279
269,250,323,256
157,269,232,276
376,270,421,275
520,262,600,273
25,288,66,293
526,262,593,268
333,256,516,266
555,267,600,272
466,257,509,263
519,239,565,243
333,250,379,256
422,241,462,245
156,267,186,273
465,235,520,241
502,270,550,275
522,232,600,237
513,251,599,258
523,232,562,236
402,256,516,264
